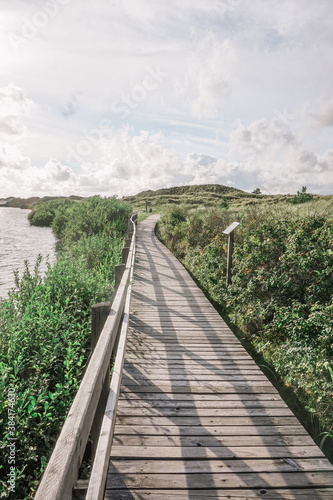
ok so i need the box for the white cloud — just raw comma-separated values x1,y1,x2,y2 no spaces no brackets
0,83,34,140
1,1,333,197
0,144,31,170
309,96,333,128
227,116,333,193
190,37,237,119
0,84,34,180
44,159,73,182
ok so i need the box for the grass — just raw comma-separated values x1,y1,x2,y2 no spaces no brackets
124,183,333,220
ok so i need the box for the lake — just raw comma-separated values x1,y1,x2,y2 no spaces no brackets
0,207,57,298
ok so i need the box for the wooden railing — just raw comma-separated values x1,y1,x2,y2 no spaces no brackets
34,214,137,500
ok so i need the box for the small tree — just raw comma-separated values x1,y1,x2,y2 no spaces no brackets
252,188,262,195
288,186,313,204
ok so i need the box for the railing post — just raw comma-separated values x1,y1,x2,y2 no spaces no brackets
91,302,110,460
91,302,110,351
115,263,126,288
223,222,240,286
122,246,130,264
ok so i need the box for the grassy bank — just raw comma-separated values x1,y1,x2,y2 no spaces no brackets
0,196,131,499
157,197,333,459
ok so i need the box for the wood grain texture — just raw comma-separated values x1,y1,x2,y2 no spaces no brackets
105,214,333,499
104,489,333,500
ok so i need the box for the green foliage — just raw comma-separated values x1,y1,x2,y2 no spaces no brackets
288,186,314,204
58,196,131,246
158,205,333,453
28,198,76,227
0,197,131,498
29,196,131,244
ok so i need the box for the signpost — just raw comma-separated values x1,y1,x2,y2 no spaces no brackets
223,222,240,286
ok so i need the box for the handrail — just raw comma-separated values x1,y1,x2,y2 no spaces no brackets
85,216,136,499
34,214,137,500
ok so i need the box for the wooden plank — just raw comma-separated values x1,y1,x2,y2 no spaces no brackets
117,399,289,409
127,338,243,344
122,373,268,382
122,372,270,380
120,385,279,394
114,424,309,437
109,458,332,474
124,354,255,360
115,407,294,417
110,445,324,459
128,330,242,336
104,489,333,500
123,360,260,367
120,381,278,393
123,367,267,377
118,393,285,402
125,351,250,358
125,345,247,351
128,337,243,343
127,339,244,346
106,471,333,489
112,434,315,448
115,415,303,428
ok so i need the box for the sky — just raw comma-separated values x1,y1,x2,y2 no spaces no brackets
1,0,333,198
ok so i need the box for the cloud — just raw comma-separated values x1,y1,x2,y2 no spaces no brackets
44,159,73,181
7,160,75,197
0,83,34,140
1,2,333,197
190,37,237,119
0,84,34,178
309,97,333,128
60,94,80,119
80,128,181,195
228,115,298,162
1,123,332,198
227,116,333,193
0,144,31,170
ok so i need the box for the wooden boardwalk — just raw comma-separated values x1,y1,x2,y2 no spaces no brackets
105,214,333,499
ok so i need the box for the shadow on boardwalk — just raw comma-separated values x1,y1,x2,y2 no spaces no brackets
106,215,333,500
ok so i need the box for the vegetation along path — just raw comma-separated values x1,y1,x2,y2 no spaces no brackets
106,214,333,499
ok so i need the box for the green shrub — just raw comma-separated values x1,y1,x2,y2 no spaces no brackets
288,186,314,204
28,199,76,227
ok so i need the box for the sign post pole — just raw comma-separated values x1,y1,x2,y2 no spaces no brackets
223,222,240,286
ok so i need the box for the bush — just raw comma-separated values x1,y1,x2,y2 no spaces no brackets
288,186,314,204
28,199,76,227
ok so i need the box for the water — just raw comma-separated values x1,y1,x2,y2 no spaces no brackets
0,208,57,298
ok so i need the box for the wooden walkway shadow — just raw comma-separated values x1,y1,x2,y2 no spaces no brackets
105,214,333,499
